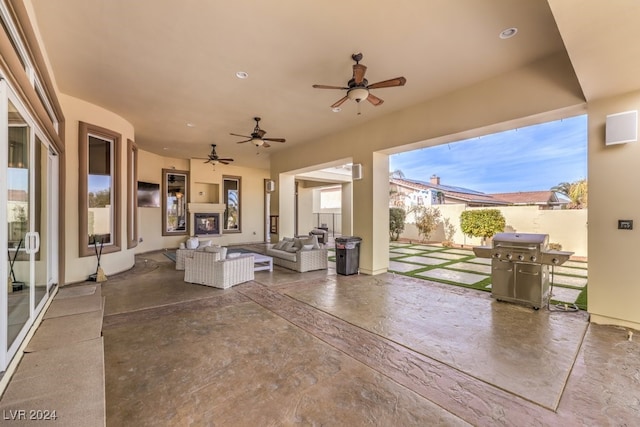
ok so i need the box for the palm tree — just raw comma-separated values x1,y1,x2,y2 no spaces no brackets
389,169,405,179
552,179,587,208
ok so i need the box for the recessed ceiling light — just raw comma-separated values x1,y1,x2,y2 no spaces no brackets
163,147,169,150
332,107,341,113
236,71,249,79
499,27,518,39
186,122,196,128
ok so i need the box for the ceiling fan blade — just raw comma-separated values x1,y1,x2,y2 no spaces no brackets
262,142,271,148
219,160,230,165
331,96,349,108
367,76,407,89
236,139,252,144
367,93,384,106
263,137,285,143
204,159,212,164
219,158,234,162
312,84,349,90
230,132,251,138
353,64,367,85
256,129,266,138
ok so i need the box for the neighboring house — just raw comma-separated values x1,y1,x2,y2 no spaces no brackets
390,176,568,210
490,191,569,210
390,175,508,209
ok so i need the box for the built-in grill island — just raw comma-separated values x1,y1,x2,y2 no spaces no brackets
473,233,574,309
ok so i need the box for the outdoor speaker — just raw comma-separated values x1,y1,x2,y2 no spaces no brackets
265,180,275,192
352,163,362,180
606,110,638,145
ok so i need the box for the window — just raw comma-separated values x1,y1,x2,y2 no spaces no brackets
127,139,138,248
78,122,121,257
162,169,189,236
223,176,241,232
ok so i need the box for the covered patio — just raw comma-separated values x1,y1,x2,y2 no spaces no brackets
1,252,636,425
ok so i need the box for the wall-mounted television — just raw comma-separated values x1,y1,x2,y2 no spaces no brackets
137,181,160,208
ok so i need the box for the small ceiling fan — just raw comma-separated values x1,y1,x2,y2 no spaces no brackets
204,144,234,165
230,117,286,148
312,53,406,111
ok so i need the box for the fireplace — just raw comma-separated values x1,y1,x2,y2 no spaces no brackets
194,213,220,236
188,203,225,237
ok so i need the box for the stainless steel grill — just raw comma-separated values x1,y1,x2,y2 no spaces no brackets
473,232,574,309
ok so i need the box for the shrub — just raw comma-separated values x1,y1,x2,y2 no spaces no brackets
442,217,456,247
414,206,441,242
389,207,406,241
460,209,505,245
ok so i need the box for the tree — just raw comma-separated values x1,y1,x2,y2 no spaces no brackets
389,207,406,241
414,206,441,242
389,169,405,179
88,189,111,208
552,179,588,209
460,209,505,245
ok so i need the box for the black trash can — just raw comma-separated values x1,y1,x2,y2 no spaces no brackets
335,236,362,275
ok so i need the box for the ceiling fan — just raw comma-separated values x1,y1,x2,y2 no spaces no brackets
230,117,286,148
204,144,234,165
312,53,406,111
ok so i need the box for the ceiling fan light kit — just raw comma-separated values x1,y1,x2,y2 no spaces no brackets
347,87,369,102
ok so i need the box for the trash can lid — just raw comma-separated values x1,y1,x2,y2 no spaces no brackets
335,236,362,242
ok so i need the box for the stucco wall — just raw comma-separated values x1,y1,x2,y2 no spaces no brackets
401,204,588,257
60,93,136,283
588,90,640,329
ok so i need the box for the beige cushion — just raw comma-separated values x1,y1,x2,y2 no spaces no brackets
273,240,288,250
283,241,297,253
204,245,227,260
295,235,320,249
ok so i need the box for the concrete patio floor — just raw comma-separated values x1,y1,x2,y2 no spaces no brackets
101,251,634,425
1,246,636,426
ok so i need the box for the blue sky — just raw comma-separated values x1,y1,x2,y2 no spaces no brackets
389,114,587,193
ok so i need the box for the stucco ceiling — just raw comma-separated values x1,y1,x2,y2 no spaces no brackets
26,0,640,169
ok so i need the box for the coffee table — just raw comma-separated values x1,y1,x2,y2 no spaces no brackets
249,253,273,272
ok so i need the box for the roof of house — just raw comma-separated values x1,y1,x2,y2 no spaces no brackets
391,179,568,207
490,191,567,205
8,189,28,202
390,178,508,206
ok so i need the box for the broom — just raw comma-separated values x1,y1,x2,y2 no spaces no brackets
90,238,108,282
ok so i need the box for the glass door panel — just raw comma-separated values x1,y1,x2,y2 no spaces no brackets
34,136,48,310
6,100,31,348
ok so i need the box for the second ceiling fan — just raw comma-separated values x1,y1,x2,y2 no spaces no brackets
231,117,286,148
313,53,406,110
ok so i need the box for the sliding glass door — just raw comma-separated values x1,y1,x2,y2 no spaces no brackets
1,79,58,372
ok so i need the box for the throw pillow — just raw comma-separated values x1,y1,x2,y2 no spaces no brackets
198,240,213,248
308,234,320,249
186,237,199,250
203,245,227,260
293,238,304,250
273,240,288,250
282,241,296,252
301,244,314,251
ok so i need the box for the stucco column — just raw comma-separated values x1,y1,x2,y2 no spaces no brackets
352,152,389,275
277,173,296,239
341,181,353,236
